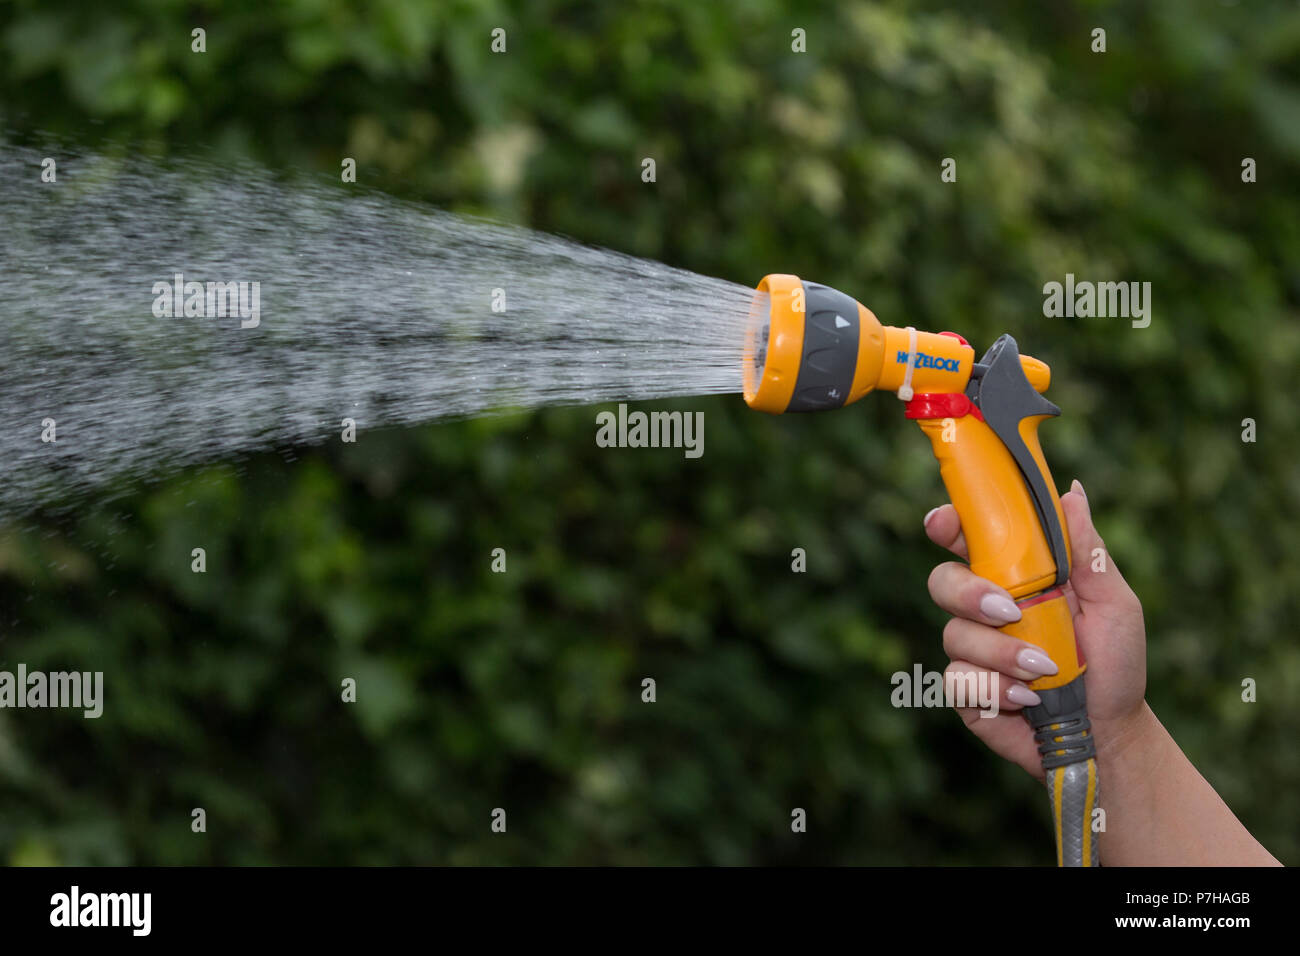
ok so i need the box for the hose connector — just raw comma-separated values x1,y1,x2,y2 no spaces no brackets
1024,674,1100,866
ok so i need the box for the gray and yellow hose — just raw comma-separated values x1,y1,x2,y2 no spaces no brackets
1026,676,1099,866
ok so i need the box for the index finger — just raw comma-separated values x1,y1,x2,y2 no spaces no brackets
924,503,969,561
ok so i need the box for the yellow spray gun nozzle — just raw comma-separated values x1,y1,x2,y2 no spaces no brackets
744,273,1050,413
743,273,1097,867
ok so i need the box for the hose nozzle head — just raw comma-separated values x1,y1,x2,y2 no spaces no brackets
743,274,886,414
743,275,982,413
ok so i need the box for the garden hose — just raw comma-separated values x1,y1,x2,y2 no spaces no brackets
743,274,1098,866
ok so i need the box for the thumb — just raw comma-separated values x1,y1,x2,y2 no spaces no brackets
1061,479,1132,608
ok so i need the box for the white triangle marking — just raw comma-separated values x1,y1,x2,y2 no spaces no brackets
834,314,850,328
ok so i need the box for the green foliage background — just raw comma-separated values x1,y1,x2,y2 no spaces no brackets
1,0,1298,864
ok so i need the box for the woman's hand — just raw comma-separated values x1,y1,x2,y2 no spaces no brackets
924,480,1148,778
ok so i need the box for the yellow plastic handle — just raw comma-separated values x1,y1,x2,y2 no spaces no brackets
915,413,1084,689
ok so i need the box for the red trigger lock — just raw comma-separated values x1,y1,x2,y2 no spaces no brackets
904,391,984,421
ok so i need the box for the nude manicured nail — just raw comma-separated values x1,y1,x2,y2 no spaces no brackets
1015,647,1059,677
923,507,941,528
979,592,1022,624
1006,684,1041,706
1071,479,1093,523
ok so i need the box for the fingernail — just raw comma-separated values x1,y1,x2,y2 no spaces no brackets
923,507,941,528
1015,647,1059,677
1006,684,1041,706
979,592,1022,624
1071,479,1093,523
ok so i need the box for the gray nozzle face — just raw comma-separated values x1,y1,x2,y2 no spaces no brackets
753,323,769,381
785,281,860,413
747,291,772,384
